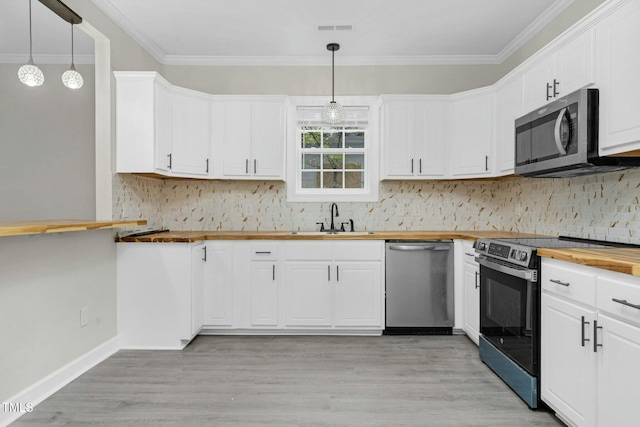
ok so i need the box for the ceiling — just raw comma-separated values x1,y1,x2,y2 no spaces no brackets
0,0,574,66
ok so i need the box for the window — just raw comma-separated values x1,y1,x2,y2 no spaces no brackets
300,126,365,189
287,98,380,202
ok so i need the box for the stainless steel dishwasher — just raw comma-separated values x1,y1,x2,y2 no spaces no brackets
385,240,454,334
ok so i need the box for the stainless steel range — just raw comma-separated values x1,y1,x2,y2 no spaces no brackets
474,236,622,409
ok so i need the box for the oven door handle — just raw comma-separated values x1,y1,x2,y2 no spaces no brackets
476,256,537,282
554,107,569,156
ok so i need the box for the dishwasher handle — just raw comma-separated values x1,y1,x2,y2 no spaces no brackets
388,245,450,251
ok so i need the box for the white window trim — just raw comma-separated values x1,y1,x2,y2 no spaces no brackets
286,96,381,202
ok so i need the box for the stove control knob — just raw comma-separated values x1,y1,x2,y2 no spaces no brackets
477,242,486,251
519,252,528,262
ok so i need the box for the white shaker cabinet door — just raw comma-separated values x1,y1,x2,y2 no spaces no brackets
284,262,332,327
541,293,597,427
597,314,640,427
333,262,382,327
203,243,234,327
250,261,280,326
250,102,285,178
171,90,211,177
596,0,640,155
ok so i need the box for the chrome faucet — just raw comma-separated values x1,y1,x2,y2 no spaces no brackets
329,202,339,231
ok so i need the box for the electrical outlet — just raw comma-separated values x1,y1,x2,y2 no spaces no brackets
80,307,89,328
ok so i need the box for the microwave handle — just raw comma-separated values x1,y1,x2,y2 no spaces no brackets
554,107,569,156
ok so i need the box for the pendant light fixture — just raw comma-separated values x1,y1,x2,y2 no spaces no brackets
18,0,45,87
62,23,83,89
322,43,344,124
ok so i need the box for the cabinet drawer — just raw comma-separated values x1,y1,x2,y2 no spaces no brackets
598,273,640,326
333,241,383,261
285,242,333,261
541,259,596,306
250,243,280,261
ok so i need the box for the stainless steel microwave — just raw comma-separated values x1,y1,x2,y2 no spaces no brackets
515,88,640,178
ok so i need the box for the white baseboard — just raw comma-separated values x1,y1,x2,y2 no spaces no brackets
1,337,119,427
199,328,384,336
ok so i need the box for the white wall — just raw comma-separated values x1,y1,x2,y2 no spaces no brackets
0,64,96,221
0,0,163,411
0,231,117,401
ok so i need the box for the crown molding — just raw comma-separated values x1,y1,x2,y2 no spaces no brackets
495,0,575,63
91,0,165,64
162,54,503,67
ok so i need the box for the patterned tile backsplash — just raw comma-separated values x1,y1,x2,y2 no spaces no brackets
113,168,640,243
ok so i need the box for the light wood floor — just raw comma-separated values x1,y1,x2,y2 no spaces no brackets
13,335,563,426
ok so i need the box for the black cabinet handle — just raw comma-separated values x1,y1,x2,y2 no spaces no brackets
202,246,207,262
254,159,257,174
337,265,340,282
485,155,488,171
581,316,590,347
612,298,640,310
474,271,479,289
411,158,414,174
593,320,603,352
206,158,209,173
245,159,249,174
419,158,422,174
272,264,275,281
546,83,552,101
550,279,571,287
255,251,272,255
167,153,172,169
553,79,560,97
328,265,331,281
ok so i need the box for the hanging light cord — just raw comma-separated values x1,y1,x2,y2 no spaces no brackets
331,47,335,103
70,23,75,68
28,0,34,62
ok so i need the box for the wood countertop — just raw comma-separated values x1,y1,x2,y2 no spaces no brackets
538,247,640,277
116,229,547,243
0,219,147,237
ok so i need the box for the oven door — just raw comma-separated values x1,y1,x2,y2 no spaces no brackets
477,256,539,376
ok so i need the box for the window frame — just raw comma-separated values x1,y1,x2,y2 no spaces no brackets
286,96,380,202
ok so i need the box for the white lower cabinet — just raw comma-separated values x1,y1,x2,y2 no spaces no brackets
541,258,640,427
200,240,384,333
117,242,205,349
454,240,480,344
462,259,480,344
284,262,333,327
541,293,597,427
202,242,234,327
333,262,382,327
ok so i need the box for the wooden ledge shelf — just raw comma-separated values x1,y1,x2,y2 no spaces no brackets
0,219,147,238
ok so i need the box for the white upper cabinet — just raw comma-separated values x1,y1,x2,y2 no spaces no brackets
596,0,640,156
115,72,172,175
214,97,286,180
494,75,524,176
381,96,448,179
171,89,211,177
449,89,495,178
523,28,595,112
115,72,210,178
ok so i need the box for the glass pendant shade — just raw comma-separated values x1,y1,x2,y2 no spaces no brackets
322,101,344,124
18,57,44,87
63,24,83,89
19,0,44,87
62,65,83,89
